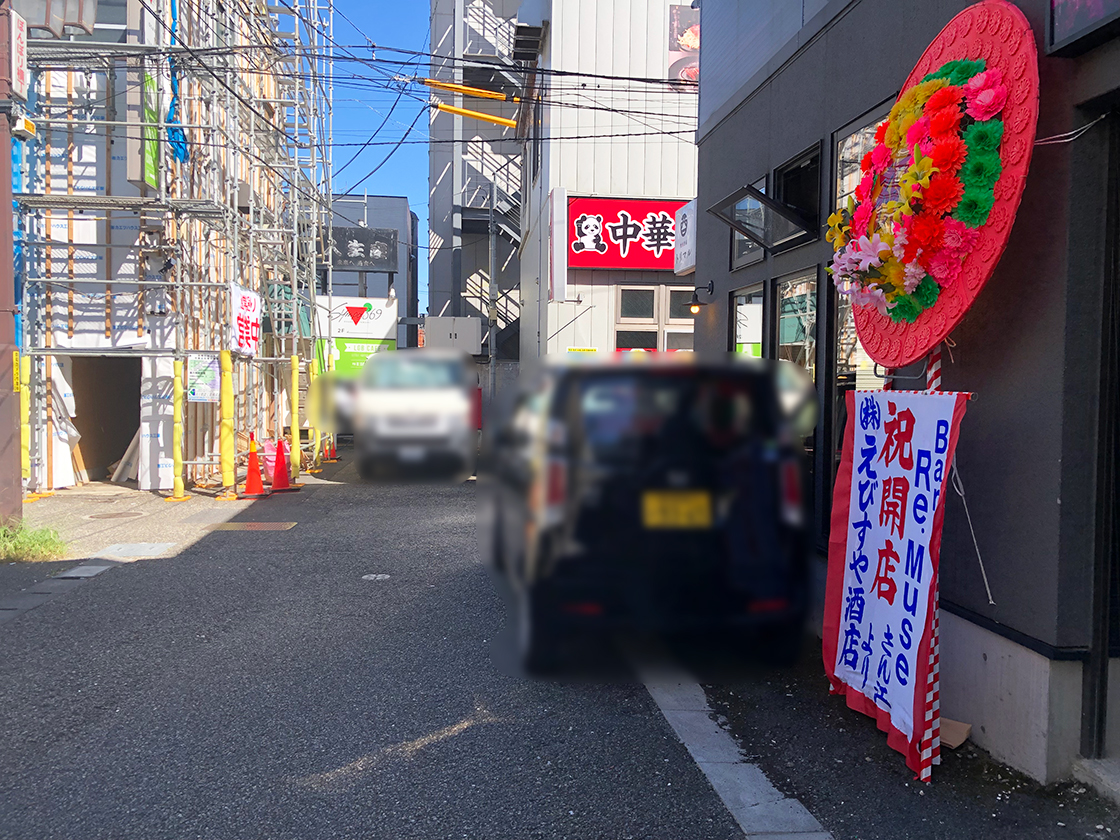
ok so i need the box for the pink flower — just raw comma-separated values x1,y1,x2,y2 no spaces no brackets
965,68,1008,121
851,286,888,316
941,218,980,256
854,234,888,272
851,201,873,237
870,143,892,173
903,261,926,293
906,116,930,151
928,251,962,287
855,171,876,202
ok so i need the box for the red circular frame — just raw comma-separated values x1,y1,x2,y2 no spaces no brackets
852,0,1039,368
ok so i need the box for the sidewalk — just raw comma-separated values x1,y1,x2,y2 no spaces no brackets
690,641,1120,840
1,460,349,605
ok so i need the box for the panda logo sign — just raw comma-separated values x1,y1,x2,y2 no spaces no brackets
571,214,608,254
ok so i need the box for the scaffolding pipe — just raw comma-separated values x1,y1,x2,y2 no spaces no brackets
220,349,235,489
289,353,299,482
170,358,187,500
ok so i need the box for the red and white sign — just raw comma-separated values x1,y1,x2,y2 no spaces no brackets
824,389,969,780
229,284,262,357
568,196,688,271
10,10,27,101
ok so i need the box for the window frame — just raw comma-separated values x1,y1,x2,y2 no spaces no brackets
616,285,659,324
731,176,768,271
771,143,822,253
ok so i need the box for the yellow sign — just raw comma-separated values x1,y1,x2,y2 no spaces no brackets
641,490,713,529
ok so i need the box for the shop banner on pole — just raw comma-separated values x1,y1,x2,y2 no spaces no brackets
229,284,262,357
823,389,968,780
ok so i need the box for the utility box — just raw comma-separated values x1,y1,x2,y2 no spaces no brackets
423,316,482,355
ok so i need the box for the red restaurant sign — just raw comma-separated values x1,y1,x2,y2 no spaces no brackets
568,196,688,271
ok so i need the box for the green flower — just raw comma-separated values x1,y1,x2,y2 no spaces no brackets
954,186,996,227
888,294,922,323
963,119,1004,154
914,275,941,309
961,148,1002,190
923,58,986,87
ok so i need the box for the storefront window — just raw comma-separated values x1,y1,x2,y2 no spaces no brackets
835,118,880,211
733,286,763,357
620,288,656,320
667,289,694,321
616,330,657,351
777,271,817,380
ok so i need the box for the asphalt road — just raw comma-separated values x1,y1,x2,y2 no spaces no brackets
0,457,747,840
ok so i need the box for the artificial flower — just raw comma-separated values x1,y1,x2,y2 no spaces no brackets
913,275,942,308
929,135,968,175
850,286,889,316
854,234,890,271
965,69,1008,121
855,171,876,202
901,152,937,193
903,260,927,293
906,116,931,151
881,257,906,293
910,212,945,252
826,210,848,248
961,148,1002,190
962,119,1005,154
874,121,889,145
920,175,964,216
860,150,875,173
888,293,922,323
927,250,962,287
928,106,962,139
851,201,874,237
954,186,995,228
941,218,980,255
870,143,892,172
925,85,964,113
923,58,986,87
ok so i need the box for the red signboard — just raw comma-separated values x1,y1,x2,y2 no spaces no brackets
568,196,688,271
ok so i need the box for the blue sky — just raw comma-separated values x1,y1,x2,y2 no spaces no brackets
331,2,432,310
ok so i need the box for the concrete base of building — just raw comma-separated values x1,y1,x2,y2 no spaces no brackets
1073,758,1120,808
940,610,1083,784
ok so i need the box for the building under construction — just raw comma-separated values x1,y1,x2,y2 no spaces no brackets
13,0,333,493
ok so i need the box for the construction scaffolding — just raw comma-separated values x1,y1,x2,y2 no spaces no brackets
14,0,333,494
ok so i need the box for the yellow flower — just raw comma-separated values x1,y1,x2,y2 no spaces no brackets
881,257,906,293
901,154,936,193
826,210,848,249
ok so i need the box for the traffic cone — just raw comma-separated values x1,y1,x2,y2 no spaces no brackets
270,438,300,493
323,436,337,463
240,434,270,499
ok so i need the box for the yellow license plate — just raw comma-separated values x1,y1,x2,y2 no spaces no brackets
641,490,712,529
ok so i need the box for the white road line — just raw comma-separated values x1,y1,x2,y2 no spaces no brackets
626,643,833,840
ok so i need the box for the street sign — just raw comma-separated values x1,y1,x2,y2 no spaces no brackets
10,10,27,101
186,354,220,402
229,284,262,357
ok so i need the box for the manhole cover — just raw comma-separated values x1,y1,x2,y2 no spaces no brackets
87,511,145,520
362,574,391,581
204,522,297,531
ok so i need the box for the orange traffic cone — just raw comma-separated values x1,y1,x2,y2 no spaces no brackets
241,434,270,499
324,437,338,462
270,438,300,493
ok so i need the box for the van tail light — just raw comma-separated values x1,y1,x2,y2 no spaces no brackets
780,459,804,527
544,458,568,526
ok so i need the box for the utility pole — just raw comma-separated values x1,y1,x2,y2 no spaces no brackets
487,181,497,408
0,0,22,522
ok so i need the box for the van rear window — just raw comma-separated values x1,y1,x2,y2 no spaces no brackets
575,373,767,461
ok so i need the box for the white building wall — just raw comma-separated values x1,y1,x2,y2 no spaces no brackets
520,0,699,360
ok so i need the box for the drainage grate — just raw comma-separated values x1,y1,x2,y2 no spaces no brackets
204,522,297,531
87,511,145,520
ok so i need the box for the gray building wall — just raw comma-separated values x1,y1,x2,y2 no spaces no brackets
693,0,1120,780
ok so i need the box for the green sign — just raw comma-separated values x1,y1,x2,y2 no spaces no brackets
186,353,220,402
141,72,159,189
735,342,762,358
317,337,395,378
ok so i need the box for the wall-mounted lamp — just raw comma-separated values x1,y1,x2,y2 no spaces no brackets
689,280,714,315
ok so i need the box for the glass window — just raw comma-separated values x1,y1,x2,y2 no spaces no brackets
836,113,886,212
665,331,693,351
732,177,766,270
619,288,656,320
734,285,764,357
615,330,658,351
668,289,694,320
774,147,821,244
777,271,817,381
